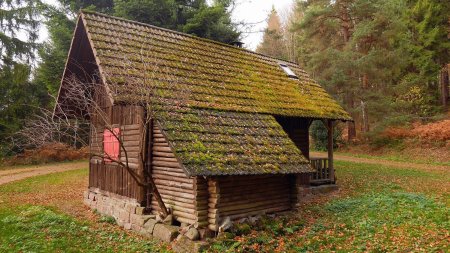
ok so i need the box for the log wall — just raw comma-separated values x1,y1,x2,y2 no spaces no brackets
208,175,293,231
150,124,203,226
89,105,145,202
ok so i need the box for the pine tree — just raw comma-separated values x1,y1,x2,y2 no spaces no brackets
0,0,42,63
256,7,287,59
294,0,411,140
0,0,47,155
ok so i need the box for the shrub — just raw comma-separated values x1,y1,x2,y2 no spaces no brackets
310,121,342,151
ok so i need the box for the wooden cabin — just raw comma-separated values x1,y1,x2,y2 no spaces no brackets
57,11,352,232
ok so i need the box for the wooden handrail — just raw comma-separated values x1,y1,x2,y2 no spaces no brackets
310,157,333,184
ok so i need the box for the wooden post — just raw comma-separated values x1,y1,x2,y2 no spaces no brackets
327,120,335,183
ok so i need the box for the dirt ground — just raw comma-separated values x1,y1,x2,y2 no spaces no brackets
0,161,87,185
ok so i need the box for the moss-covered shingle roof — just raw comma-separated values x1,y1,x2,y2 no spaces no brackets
77,11,351,176
156,105,312,176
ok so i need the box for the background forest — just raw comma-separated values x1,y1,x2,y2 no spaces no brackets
0,0,449,159
257,0,449,153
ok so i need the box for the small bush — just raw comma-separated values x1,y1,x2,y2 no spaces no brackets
310,121,342,151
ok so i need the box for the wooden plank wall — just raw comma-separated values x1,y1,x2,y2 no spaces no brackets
208,175,292,231
276,117,310,159
150,125,199,225
89,105,145,202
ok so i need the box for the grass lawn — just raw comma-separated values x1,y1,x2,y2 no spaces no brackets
209,161,449,252
0,160,448,252
0,167,170,253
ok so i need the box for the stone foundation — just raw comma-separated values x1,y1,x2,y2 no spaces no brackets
84,189,208,252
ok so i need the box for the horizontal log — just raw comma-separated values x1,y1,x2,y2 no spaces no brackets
219,202,291,218
151,205,197,220
153,146,172,152
208,224,218,231
213,198,290,213
152,166,184,174
151,198,195,209
154,178,194,190
210,187,290,201
155,185,194,196
152,160,180,168
215,177,289,189
153,133,164,138
154,138,167,143
151,202,195,215
178,216,197,225
152,169,189,179
209,185,289,198
157,188,195,200
196,210,208,217
153,142,169,147
152,174,192,184
153,151,175,158
157,192,195,204
153,156,177,162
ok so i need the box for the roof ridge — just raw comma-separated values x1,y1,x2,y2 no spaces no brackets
79,10,300,66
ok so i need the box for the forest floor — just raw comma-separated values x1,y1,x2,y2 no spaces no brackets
0,158,448,252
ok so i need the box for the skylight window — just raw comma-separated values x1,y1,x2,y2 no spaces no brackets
279,63,298,79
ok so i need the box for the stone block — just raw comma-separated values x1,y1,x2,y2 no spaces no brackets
131,224,143,233
143,219,157,234
172,235,209,253
118,210,130,223
130,214,146,226
124,223,132,230
135,206,145,215
125,203,137,214
88,192,96,200
185,228,200,241
153,224,179,242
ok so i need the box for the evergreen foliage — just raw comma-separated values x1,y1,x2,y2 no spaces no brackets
310,121,342,150
280,0,449,141
0,0,48,156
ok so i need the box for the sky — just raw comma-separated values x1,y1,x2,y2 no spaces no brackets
39,0,295,51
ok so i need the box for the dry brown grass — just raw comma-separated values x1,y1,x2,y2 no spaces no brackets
2,143,89,166
383,120,450,143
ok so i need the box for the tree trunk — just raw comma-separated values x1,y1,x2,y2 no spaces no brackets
361,100,369,133
441,65,449,110
346,92,356,141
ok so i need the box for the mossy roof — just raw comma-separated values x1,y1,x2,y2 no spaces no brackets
76,11,351,176
155,104,312,176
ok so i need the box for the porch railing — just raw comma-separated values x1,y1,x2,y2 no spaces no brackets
310,158,335,185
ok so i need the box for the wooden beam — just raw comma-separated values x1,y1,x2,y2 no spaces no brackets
327,120,335,183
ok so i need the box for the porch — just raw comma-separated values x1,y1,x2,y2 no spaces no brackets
275,116,336,187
